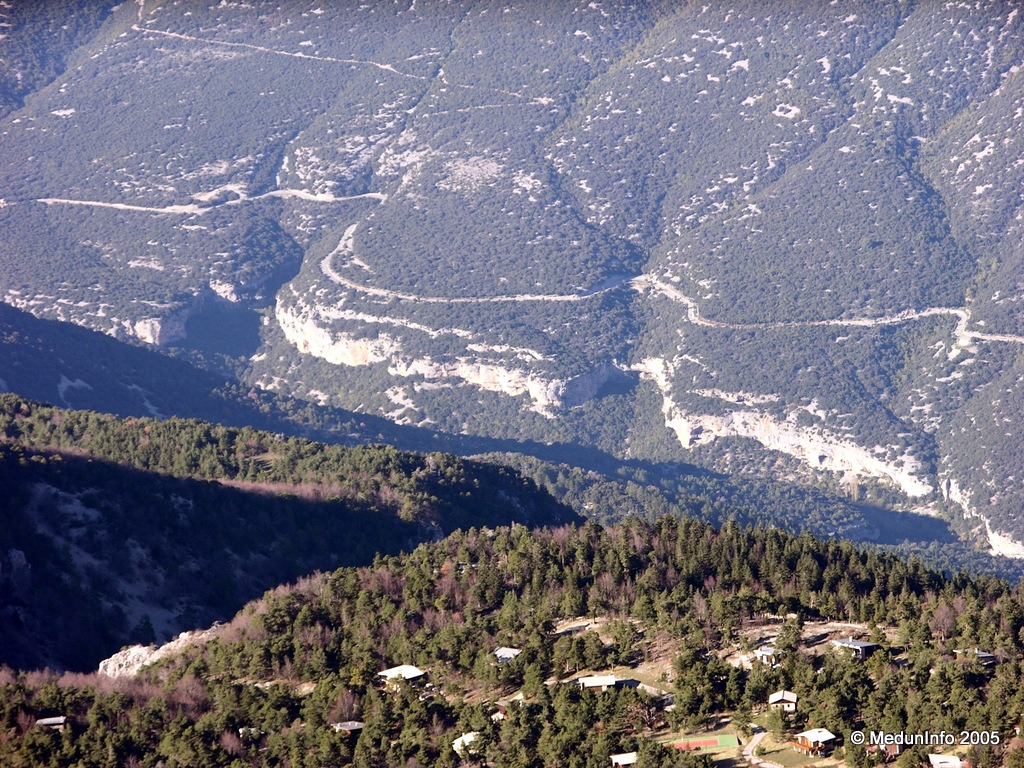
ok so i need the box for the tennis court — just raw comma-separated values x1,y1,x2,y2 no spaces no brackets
668,734,740,751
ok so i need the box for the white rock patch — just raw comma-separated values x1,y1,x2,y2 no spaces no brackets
634,357,932,499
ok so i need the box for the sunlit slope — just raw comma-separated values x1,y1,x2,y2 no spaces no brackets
3,1,1024,547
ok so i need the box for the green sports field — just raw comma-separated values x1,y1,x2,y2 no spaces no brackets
663,734,740,751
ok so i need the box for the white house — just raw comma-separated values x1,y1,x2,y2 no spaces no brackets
928,755,963,768
611,752,638,766
576,675,640,692
578,675,618,691
378,664,426,689
754,645,779,667
453,731,481,758
36,716,68,731
768,690,797,712
494,647,523,664
329,721,364,735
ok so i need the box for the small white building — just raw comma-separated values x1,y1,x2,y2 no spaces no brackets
494,646,523,664
754,645,780,667
36,716,68,731
611,752,638,766
928,755,963,768
578,675,618,691
453,731,481,758
576,675,639,692
329,721,364,735
378,664,426,689
768,690,798,712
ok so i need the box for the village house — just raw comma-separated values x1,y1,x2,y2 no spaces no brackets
953,648,997,667
492,693,524,722
831,637,879,661
867,743,905,762
329,721,364,736
610,752,638,766
36,716,68,732
928,754,964,768
576,675,640,693
453,731,481,758
768,690,797,712
378,664,426,690
493,646,522,664
754,645,780,668
792,728,836,756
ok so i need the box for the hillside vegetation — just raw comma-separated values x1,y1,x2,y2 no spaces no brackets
3,518,1024,767
3,3,1024,554
0,395,574,670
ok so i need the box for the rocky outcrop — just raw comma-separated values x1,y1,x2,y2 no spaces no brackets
388,357,612,415
208,279,240,302
126,306,191,346
276,299,614,414
941,477,1024,559
636,357,933,499
985,523,1024,558
276,302,401,366
98,628,218,678
668,408,932,498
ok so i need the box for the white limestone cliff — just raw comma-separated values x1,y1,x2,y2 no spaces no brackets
98,628,218,678
129,312,189,346
941,478,1024,558
277,302,401,366
635,357,933,499
276,299,612,414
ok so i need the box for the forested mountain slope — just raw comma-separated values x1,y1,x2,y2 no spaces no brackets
4,518,1024,767
0,395,574,670
2,1,1024,551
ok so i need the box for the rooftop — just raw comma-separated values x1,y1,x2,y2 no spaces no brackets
832,637,879,649
797,728,836,743
378,664,425,681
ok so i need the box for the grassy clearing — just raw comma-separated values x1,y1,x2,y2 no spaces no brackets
755,736,843,768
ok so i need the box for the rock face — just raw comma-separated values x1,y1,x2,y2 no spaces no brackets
130,315,187,346
277,298,615,415
209,280,240,302
668,408,932,498
636,357,932,499
940,478,1024,559
277,301,401,367
388,357,614,416
9,0,1024,546
98,628,217,678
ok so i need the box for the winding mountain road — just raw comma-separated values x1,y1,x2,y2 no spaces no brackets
34,192,1024,349
134,25,427,80
37,189,387,215
636,274,1024,346
133,25,552,106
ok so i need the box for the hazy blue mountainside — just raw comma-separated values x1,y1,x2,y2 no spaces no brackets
3,1,1024,550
